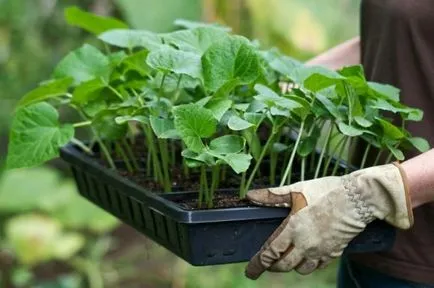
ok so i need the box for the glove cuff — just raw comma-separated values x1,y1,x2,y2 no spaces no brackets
392,162,414,228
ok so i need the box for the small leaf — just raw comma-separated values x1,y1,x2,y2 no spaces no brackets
181,149,215,166
174,19,231,31
297,136,317,157
53,44,110,86
99,29,162,51
17,78,73,108
244,113,264,127
146,45,202,79
209,135,245,154
65,6,128,35
93,112,127,140
407,137,430,153
272,142,288,153
254,84,301,110
149,116,179,139
376,118,405,140
7,103,74,169
315,92,341,120
72,78,106,105
122,50,150,75
337,122,364,137
354,116,373,128
228,115,254,131
368,82,400,102
386,144,405,161
205,98,233,121
173,104,217,153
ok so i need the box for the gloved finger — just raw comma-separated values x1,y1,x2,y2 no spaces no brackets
245,216,293,280
295,258,319,275
318,256,333,270
246,187,293,207
268,246,304,272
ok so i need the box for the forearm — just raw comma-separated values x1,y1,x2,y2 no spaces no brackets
401,149,434,208
306,36,360,69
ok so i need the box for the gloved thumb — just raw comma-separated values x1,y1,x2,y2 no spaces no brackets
246,184,300,208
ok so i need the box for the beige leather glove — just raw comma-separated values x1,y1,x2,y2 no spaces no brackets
245,163,413,280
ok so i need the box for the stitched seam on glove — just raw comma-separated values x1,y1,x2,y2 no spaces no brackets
342,176,374,223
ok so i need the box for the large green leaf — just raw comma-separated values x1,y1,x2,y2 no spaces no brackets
162,27,230,55
337,122,364,137
146,45,202,79
72,78,106,105
406,137,430,153
93,111,128,140
122,50,150,76
65,6,128,35
368,82,400,102
376,118,405,140
254,84,302,110
53,44,110,86
98,29,162,51
202,36,260,92
216,153,252,174
17,78,73,108
7,103,74,169
260,49,301,76
209,135,245,154
173,104,217,153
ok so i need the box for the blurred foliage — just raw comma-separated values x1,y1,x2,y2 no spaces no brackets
0,0,359,286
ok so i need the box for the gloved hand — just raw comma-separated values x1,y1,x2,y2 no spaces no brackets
245,163,413,280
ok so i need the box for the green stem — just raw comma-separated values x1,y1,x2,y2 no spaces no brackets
159,139,171,192
71,138,94,155
360,143,372,169
344,83,353,126
115,142,133,173
92,128,116,170
281,121,305,186
221,165,227,183
73,120,92,128
182,142,190,178
345,137,352,174
385,152,394,164
108,85,124,101
314,122,334,179
122,139,140,171
199,166,205,208
322,135,346,177
270,149,277,185
243,132,276,197
146,147,151,177
144,125,164,184
158,74,167,105
332,137,349,176
170,141,176,166
301,157,306,181
209,165,220,208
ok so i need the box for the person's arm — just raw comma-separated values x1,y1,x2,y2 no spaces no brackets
306,36,360,69
402,149,434,208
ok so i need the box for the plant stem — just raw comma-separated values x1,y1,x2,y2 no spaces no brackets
243,133,276,197
158,74,167,105
209,165,220,208
314,122,333,179
301,157,306,181
159,139,171,192
199,166,205,208
115,142,133,173
108,85,124,101
345,137,353,174
221,165,227,183
144,125,164,184
344,83,353,125
170,141,176,166
332,137,349,176
71,138,94,155
322,135,346,177
360,143,372,169
91,128,116,170
73,120,92,128
270,149,277,185
385,152,394,164
146,147,151,177
122,139,140,171
182,142,190,178
281,121,305,186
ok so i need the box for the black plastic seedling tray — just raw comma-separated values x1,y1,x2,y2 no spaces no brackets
60,144,396,266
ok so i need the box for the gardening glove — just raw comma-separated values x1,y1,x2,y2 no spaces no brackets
245,163,413,280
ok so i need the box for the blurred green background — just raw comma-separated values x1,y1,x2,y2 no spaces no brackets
0,0,359,287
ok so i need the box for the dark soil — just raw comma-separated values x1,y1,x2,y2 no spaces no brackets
173,190,252,210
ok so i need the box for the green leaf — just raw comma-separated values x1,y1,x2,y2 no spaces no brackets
213,79,240,98
17,78,73,108
338,65,365,79
218,153,252,174
173,104,217,153
386,143,405,161
53,44,110,86
209,135,245,154
272,142,289,153
122,50,150,76
7,103,74,169
368,82,400,102
337,122,364,137
228,115,254,131
297,136,317,157
315,92,341,120
149,116,179,139
162,27,230,55
146,45,202,79
260,49,301,76
202,36,260,92
244,112,264,127
254,84,302,110
294,66,343,89
52,233,85,260
354,116,373,128
98,29,162,50
65,6,128,35
93,112,127,140
376,118,405,140
181,149,215,166
205,98,233,121
72,78,106,105
407,137,430,153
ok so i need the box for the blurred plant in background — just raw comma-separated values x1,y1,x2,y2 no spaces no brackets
0,0,359,287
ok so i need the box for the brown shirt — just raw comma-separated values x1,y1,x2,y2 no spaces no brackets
351,0,434,284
